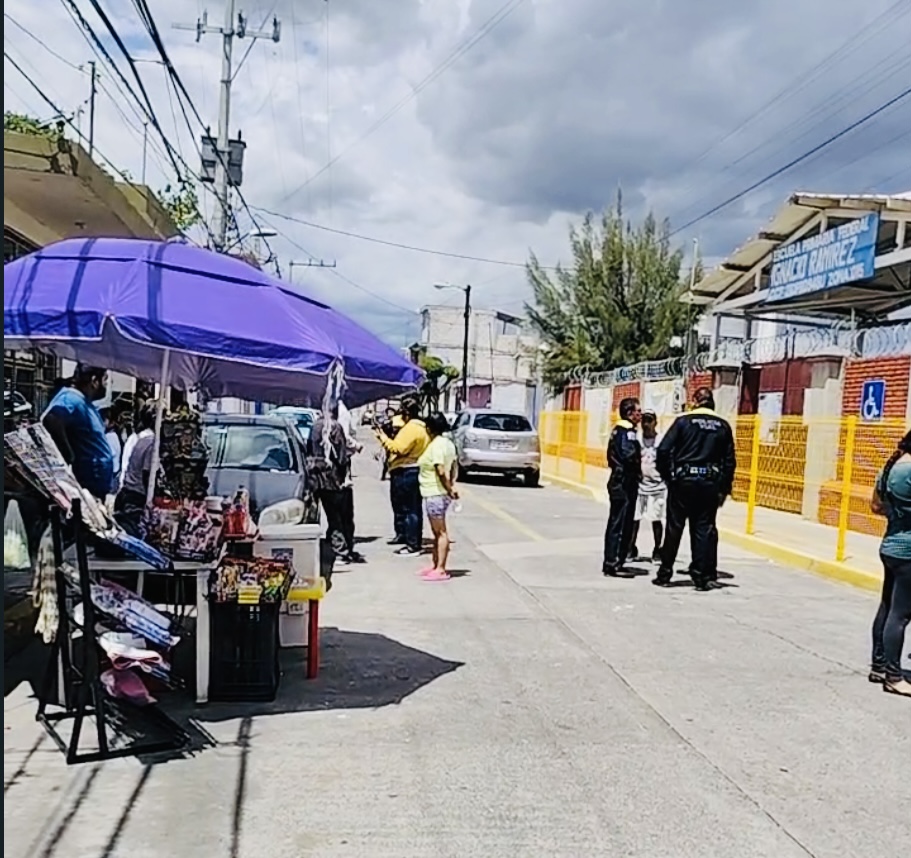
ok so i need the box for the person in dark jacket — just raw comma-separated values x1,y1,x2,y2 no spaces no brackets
654,387,736,591
601,397,642,578
308,406,357,564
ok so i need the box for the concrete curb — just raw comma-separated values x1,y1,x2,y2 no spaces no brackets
542,472,881,594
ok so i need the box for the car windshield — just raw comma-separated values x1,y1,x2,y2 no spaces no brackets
472,413,533,432
203,424,296,472
277,412,316,441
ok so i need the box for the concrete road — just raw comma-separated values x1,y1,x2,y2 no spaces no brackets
4,464,908,858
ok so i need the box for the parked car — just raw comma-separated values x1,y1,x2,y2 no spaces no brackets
201,413,319,524
268,406,320,444
451,409,541,487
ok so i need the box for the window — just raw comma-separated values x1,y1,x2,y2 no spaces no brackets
472,413,533,432
203,424,296,472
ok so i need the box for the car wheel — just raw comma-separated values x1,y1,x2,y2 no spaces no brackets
456,462,467,481
523,469,540,488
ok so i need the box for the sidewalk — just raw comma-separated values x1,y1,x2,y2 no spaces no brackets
541,453,882,591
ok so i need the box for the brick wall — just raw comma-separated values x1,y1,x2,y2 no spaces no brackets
841,356,910,419
818,356,911,536
611,381,642,411
686,372,713,402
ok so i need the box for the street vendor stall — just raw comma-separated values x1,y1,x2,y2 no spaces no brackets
4,236,423,760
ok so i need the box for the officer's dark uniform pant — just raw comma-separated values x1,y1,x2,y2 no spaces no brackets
661,481,720,580
603,485,638,569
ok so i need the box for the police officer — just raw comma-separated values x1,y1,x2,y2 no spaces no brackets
654,387,736,591
602,397,642,578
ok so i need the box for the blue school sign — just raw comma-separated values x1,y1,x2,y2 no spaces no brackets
860,379,886,422
767,213,879,303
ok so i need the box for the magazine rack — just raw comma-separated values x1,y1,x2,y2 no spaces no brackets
36,500,189,764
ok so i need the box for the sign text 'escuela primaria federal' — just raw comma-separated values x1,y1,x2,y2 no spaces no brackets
767,212,879,303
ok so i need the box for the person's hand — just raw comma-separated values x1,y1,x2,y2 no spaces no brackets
450,489,460,500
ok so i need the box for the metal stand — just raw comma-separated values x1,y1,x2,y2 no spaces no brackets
36,501,188,764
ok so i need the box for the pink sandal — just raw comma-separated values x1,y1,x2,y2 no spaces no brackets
421,569,451,582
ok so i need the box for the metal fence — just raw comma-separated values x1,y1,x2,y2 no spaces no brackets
564,322,911,390
539,410,907,563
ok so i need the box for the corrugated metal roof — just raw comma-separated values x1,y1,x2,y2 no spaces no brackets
693,191,911,304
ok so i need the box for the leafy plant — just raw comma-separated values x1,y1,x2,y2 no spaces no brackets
414,351,460,413
3,111,59,140
525,189,698,391
159,180,202,231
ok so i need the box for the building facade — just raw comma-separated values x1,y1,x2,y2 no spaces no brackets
4,128,178,413
419,304,541,416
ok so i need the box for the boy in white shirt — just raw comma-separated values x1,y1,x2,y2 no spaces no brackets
628,410,666,563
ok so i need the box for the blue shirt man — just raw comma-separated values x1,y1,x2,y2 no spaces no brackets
43,365,114,499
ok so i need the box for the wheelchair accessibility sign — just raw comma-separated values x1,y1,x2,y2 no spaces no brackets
860,379,886,422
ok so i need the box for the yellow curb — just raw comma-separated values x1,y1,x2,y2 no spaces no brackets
717,528,881,593
543,471,882,593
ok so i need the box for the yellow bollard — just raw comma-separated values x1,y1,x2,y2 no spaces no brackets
555,412,564,477
579,412,589,486
538,412,547,477
745,414,761,535
836,416,857,562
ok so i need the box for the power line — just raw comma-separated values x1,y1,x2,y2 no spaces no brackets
3,50,163,210
272,225,419,316
668,1,909,193
276,0,528,204
60,0,192,187
669,83,911,238
4,12,85,71
252,206,550,269
133,0,277,258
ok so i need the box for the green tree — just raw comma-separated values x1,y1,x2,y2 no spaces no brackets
159,180,202,231
3,111,60,140
525,191,698,391
415,352,460,413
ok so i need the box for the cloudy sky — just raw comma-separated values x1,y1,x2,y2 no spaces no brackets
4,0,910,345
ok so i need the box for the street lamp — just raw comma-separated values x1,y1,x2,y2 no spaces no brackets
434,282,472,409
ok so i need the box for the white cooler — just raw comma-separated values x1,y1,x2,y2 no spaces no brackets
279,601,309,648
254,522,321,649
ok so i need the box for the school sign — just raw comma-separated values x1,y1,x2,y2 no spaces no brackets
767,213,879,303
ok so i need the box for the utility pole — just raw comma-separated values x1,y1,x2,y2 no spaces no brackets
288,260,337,276
141,122,148,184
685,238,700,377
87,60,97,157
433,282,472,408
462,284,472,408
174,4,281,251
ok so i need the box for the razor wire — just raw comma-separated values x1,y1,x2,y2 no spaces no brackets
564,320,911,388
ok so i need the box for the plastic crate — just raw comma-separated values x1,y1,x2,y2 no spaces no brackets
208,600,281,702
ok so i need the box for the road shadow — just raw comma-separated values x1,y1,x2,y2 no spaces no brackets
176,627,464,724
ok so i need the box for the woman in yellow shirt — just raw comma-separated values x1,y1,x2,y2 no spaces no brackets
417,412,459,581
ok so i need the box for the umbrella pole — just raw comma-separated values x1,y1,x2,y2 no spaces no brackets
146,348,171,507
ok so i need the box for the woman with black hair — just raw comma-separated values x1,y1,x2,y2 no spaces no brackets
870,429,911,697
416,412,459,581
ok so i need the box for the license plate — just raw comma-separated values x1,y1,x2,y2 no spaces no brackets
492,441,517,451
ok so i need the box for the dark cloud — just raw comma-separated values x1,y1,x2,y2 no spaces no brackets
5,0,909,346
415,0,911,246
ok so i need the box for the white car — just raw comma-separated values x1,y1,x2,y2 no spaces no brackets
451,409,541,487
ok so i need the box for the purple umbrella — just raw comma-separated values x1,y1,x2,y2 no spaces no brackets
4,236,422,406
